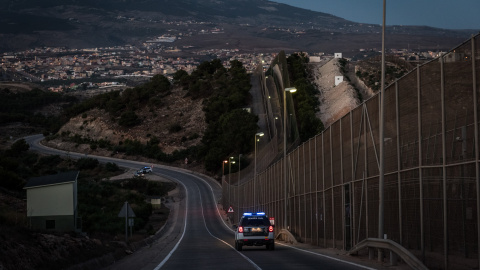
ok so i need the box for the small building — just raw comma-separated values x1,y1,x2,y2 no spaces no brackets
309,56,321,63
334,53,343,59
335,76,344,86
149,196,163,210
24,171,80,232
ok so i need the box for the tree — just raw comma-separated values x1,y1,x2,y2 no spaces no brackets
173,69,189,86
118,110,139,127
7,139,30,156
218,109,259,154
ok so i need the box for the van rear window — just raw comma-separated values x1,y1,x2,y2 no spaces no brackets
241,216,270,227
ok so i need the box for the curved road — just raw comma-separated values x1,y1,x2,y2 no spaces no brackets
24,134,380,270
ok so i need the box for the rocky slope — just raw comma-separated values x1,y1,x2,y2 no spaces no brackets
309,58,360,127
45,86,205,158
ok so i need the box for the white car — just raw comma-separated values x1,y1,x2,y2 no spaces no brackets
141,166,152,173
234,212,275,251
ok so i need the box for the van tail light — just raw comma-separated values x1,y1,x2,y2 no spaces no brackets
268,226,274,232
238,226,244,233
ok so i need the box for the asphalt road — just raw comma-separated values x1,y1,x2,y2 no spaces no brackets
24,134,383,270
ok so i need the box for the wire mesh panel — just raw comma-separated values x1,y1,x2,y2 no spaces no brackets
420,59,443,166
443,42,474,165
353,178,367,245
447,164,478,259
325,188,333,247
332,121,342,186
384,173,400,243
422,167,444,261
366,176,379,239
342,114,353,183
352,106,366,180
365,95,380,178
384,82,399,173
398,71,419,170
400,169,421,250
333,186,343,248
324,128,332,190
291,147,300,235
221,34,479,270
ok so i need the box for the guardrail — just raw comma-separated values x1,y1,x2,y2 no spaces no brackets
347,238,428,270
275,229,298,245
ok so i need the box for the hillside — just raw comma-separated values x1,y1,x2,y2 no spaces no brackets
0,0,473,54
309,58,359,127
44,86,205,164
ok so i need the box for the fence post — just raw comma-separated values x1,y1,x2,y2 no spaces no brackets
471,35,480,269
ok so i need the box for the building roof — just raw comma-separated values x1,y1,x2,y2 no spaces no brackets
24,171,79,189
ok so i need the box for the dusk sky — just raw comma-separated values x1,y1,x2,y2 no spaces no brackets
272,0,480,30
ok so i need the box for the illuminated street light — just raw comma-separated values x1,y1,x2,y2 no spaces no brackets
283,87,296,229
229,157,235,208
237,153,242,223
254,132,264,211
222,160,228,176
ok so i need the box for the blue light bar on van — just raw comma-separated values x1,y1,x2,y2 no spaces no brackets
243,212,252,216
256,212,265,216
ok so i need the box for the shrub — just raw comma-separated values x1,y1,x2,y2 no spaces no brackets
105,162,120,172
76,157,99,170
118,111,139,127
169,124,182,133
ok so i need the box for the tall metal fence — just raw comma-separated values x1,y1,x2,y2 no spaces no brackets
223,34,479,269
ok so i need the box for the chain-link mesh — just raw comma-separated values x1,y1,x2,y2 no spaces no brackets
222,34,480,269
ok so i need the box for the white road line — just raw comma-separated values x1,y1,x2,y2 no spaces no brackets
194,173,375,270
153,174,188,270
195,180,262,270
276,242,377,270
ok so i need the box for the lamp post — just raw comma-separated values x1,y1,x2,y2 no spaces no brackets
238,153,242,223
284,87,296,230
222,160,228,176
228,157,235,208
254,132,264,212
378,0,386,262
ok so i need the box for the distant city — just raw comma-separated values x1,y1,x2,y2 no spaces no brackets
1,32,444,94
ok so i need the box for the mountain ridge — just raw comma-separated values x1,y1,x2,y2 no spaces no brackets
0,0,475,54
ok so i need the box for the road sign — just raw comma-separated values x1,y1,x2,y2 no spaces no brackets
118,202,136,217
228,206,234,213
269,217,275,225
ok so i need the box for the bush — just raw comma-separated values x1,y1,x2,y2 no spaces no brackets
76,157,99,170
118,111,139,127
105,162,120,172
169,124,182,133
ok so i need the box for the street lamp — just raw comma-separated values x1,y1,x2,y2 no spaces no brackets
284,87,296,230
229,157,235,209
254,132,264,211
238,153,242,223
378,0,386,262
222,160,228,176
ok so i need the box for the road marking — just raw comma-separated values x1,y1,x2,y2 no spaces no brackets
276,242,377,270
195,181,262,270
193,173,376,270
27,135,374,270
189,174,235,232
153,175,188,270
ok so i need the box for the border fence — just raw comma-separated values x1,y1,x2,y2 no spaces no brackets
223,34,479,269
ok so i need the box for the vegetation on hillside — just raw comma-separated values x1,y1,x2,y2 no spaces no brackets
355,55,414,92
0,139,174,236
173,59,258,172
37,59,257,174
287,53,325,141
0,88,77,134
